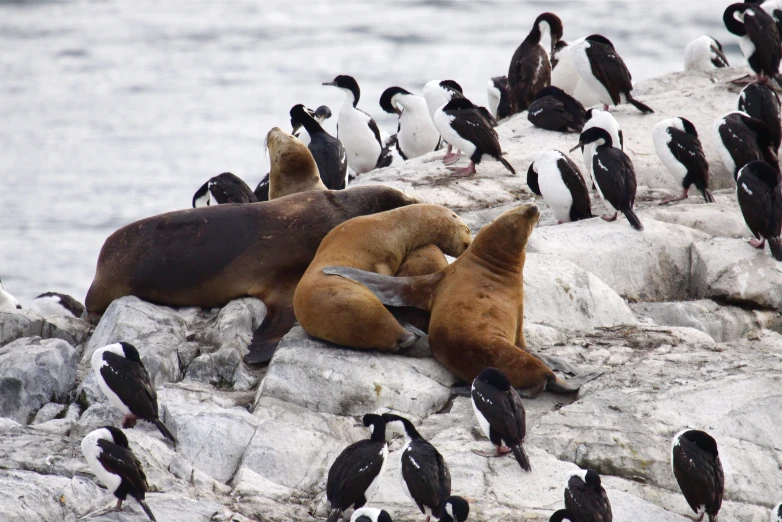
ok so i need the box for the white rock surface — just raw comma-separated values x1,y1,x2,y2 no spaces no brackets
0,309,91,348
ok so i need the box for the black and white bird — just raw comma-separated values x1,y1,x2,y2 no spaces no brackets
736,160,782,260
570,35,654,114
684,36,730,72
739,82,782,151
323,75,383,175
382,413,451,522
771,502,782,522
290,103,348,190
29,292,85,318
671,429,725,522
549,510,575,522
713,111,779,178
551,38,602,109
487,76,511,121
571,127,643,230
326,414,389,522
90,342,176,443
580,109,623,186
507,12,563,115
423,79,464,120
0,277,21,311
192,172,257,208
652,117,715,204
379,87,441,160
527,150,592,223
470,367,531,472
433,98,516,177
81,426,156,521
563,469,612,522
351,508,393,522
439,496,470,522
724,3,782,86
527,86,586,133
291,104,332,146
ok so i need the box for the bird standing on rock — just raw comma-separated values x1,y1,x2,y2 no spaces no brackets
671,429,724,522
470,367,531,472
736,160,782,260
713,111,779,178
724,3,782,86
433,98,516,177
738,82,782,152
652,117,714,204
91,342,176,443
81,426,157,521
563,469,612,522
379,86,441,160
684,36,730,72
382,413,454,522
326,414,389,522
527,150,592,223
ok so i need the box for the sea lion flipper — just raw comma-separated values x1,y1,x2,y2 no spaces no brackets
322,266,440,311
545,371,603,395
244,305,296,365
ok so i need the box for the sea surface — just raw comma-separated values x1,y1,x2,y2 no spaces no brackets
0,0,741,304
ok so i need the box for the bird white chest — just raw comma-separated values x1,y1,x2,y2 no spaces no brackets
337,104,381,174
433,109,477,158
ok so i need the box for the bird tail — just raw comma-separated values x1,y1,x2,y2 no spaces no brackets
139,499,157,522
625,92,654,114
327,508,342,522
154,419,177,444
769,237,782,262
498,156,516,175
702,188,715,203
623,208,644,231
511,444,532,472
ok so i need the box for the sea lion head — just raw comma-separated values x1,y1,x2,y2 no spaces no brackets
266,127,318,178
471,203,540,265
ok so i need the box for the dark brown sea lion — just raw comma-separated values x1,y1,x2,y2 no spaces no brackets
85,185,420,364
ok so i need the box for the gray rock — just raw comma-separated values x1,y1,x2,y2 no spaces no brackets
528,219,708,302
0,337,79,424
525,253,637,330
632,299,782,342
80,493,224,522
31,403,81,435
0,310,91,349
691,237,782,311
31,403,66,425
640,195,748,239
0,470,106,522
70,403,124,440
259,326,458,420
0,419,87,479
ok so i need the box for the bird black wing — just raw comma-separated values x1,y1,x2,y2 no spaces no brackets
565,476,612,522
254,174,270,201
558,156,592,220
100,352,159,419
672,438,724,516
401,440,451,514
326,441,385,510
526,164,541,196
668,128,710,185
527,96,572,132
96,439,150,495
209,173,257,204
447,108,503,159
310,135,348,190
359,109,383,148
592,149,629,210
508,43,551,113
472,379,525,444
745,6,782,78
585,41,633,104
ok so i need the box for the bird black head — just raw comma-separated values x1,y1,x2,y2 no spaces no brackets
290,103,326,137
585,34,615,50
679,429,721,458
440,495,470,522
443,97,477,112
724,4,750,36
102,426,130,447
378,510,393,522
570,126,613,152
534,85,568,101
380,86,412,115
314,105,332,121
475,367,511,391
677,117,698,137
381,413,421,439
534,12,564,48
323,75,361,106
440,79,464,95
584,469,602,488
119,342,142,364
362,413,388,442
549,509,575,522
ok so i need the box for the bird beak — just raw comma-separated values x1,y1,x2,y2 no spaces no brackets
569,142,583,153
394,108,403,116
322,81,336,87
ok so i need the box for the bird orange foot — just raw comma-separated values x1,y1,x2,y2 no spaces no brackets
750,238,766,249
601,212,618,222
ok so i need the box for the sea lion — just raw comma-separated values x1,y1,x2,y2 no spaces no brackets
85,185,420,364
324,203,579,397
294,204,472,350
389,244,450,334
266,127,327,200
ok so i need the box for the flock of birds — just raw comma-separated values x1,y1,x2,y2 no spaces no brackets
2,1,782,522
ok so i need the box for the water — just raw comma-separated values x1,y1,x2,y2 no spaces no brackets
0,0,740,304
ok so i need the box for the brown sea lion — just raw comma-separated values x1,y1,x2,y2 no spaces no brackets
294,204,472,350
323,203,579,397
267,127,327,200
85,185,420,364
389,244,450,334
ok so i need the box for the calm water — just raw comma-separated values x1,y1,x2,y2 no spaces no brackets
0,0,740,304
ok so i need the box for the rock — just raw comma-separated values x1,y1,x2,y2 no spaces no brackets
0,310,91,349
31,403,80,435
691,237,782,311
0,470,106,522
525,253,637,330
259,326,459,420
80,493,224,522
632,299,782,342
31,403,66,425
70,403,124,440
0,419,87,478
528,218,708,302
0,337,79,424
640,194,748,239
